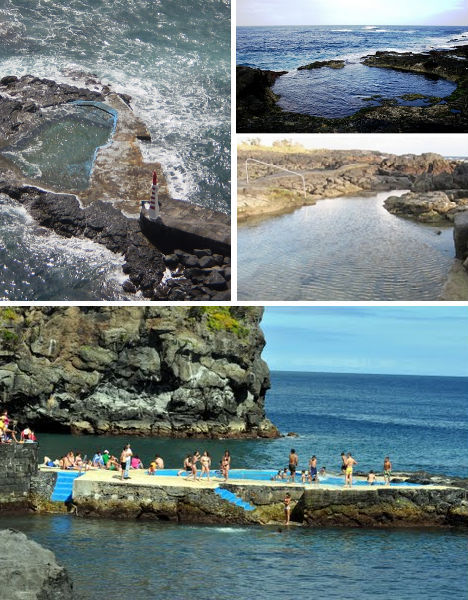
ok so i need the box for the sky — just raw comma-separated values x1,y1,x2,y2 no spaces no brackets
237,0,468,27
261,306,468,377
238,134,468,157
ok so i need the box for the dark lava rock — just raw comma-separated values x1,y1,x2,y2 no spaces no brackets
164,254,180,268
199,255,217,268
298,60,345,70
122,279,137,293
194,248,212,257
205,270,227,290
0,529,75,599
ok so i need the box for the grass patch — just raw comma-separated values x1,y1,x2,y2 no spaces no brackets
191,308,249,338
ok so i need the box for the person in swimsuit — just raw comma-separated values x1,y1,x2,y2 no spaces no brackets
383,456,392,486
340,452,347,473
367,470,377,485
284,493,292,525
309,455,319,484
344,453,357,488
186,451,200,481
200,451,211,481
289,449,298,483
177,454,192,477
221,450,231,481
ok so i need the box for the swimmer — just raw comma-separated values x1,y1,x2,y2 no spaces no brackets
284,493,291,525
383,456,392,486
288,449,298,483
344,453,357,488
309,455,319,485
367,470,376,485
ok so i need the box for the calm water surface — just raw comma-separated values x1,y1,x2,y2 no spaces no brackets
238,191,454,301
1,516,466,600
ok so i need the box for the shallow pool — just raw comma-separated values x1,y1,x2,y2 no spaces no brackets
1,102,116,191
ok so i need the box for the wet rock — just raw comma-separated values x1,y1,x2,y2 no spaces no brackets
384,191,457,222
206,270,227,290
0,529,75,599
298,60,345,70
454,211,468,260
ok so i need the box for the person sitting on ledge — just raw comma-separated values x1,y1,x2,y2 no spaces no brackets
131,455,144,470
92,451,105,469
20,427,37,443
367,470,377,485
106,455,120,471
271,470,283,481
319,466,326,476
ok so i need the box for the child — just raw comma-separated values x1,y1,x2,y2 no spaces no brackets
319,466,326,476
367,470,376,485
284,493,292,525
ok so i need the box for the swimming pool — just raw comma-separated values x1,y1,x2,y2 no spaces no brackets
150,469,421,487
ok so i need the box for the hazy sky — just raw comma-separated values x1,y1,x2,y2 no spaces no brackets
237,0,468,27
238,134,468,156
261,306,468,377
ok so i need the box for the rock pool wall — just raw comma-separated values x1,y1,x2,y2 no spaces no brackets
0,443,37,509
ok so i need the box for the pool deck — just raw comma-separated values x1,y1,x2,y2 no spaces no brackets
39,466,449,491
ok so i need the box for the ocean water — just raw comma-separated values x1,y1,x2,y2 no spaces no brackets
237,25,468,71
0,194,130,301
237,25,465,118
237,191,454,301
1,515,467,600
4,370,468,598
36,370,468,478
0,0,229,300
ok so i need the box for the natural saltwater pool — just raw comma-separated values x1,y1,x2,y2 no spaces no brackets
237,191,454,301
1,103,116,190
273,63,456,118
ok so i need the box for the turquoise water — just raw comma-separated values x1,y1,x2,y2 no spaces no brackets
1,515,466,600
2,104,115,190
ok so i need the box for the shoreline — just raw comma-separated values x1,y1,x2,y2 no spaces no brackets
236,44,468,133
0,75,231,300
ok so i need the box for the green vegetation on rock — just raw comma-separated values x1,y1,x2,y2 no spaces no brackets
193,307,249,338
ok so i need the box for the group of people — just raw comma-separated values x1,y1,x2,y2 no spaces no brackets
0,411,37,444
176,450,231,482
277,449,393,490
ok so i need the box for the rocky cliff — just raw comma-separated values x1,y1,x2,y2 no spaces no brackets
0,307,277,438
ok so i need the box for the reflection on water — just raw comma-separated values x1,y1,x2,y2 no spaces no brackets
1,514,467,600
238,191,454,300
274,63,456,118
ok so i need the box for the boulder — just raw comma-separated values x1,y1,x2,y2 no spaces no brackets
0,529,74,599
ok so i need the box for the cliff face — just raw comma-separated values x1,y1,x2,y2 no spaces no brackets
0,307,277,438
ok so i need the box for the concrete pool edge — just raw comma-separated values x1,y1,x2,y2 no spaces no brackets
24,467,468,529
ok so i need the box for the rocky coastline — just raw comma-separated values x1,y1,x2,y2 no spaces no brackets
238,146,468,295
0,75,230,300
0,306,278,439
236,44,468,132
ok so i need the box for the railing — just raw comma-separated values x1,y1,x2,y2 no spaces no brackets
245,158,306,198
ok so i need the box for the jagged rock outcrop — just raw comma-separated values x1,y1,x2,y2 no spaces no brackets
297,60,345,70
0,307,277,438
237,147,468,221
0,529,75,599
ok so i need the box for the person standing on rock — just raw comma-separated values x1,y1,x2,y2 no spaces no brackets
284,492,292,525
309,455,319,484
344,453,357,488
289,449,298,483
383,456,392,486
340,452,347,474
120,444,132,481
186,451,201,481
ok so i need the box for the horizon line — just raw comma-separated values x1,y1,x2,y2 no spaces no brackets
269,369,468,378
237,24,466,27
